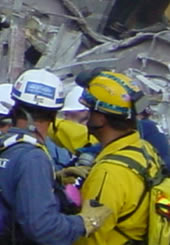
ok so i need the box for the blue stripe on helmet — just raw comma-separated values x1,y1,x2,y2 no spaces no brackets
81,90,130,115
12,87,22,97
56,98,64,104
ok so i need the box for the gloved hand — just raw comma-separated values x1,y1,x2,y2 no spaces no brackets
78,200,112,237
56,166,91,185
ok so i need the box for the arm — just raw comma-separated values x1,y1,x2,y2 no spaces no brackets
74,162,145,245
15,148,85,245
81,164,126,224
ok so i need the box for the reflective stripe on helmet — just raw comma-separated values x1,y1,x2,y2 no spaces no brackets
80,89,132,116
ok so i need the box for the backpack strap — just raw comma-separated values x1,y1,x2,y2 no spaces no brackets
102,148,149,220
102,146,149,181
101,145,165,242
101,145,152,242
0,132,56,179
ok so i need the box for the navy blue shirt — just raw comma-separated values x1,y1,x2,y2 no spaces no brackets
45,137,72,170
138,119,170,170
0,128,84,244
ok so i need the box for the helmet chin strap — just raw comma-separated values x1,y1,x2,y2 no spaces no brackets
88,125,104,130
87,122,104,132
20,107,45,143
87,124,104,143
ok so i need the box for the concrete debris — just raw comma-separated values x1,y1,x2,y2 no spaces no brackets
0,0,170,133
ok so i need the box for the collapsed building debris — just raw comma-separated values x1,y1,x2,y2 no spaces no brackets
0,0,170,135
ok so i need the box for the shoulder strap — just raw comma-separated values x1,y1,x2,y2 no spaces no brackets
101,146,150,218
101,146,151,241
1,136,56,180
102,146,149,181
0,132,52,161
101,145,165,242
102,145,163,186
103,154,147,178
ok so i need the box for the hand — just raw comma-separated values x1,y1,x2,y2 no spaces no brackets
56,166,91,185
79,200,112,237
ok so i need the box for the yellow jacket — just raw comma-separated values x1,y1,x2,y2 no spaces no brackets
48,120,160,245
73,131,160,245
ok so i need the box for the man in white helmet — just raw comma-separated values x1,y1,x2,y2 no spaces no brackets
0,69,112,245
0,84,14,133
61,86,89,125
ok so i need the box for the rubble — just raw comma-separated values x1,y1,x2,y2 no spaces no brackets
0,0,170,135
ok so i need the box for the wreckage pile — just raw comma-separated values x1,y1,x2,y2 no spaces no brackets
0,0,170,135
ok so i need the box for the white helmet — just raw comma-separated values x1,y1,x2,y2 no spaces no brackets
0,83,14,115
61,86,88,111
11,69,64,110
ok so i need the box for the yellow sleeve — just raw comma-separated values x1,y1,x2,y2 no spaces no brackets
74,163,126,245
74,162,145,245
48,118,98,154
81,163,126,223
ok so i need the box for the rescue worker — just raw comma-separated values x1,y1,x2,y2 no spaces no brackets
135,0,170,28
0,83,14,133
104,0,170,38
138,108,170,170
48,85,89,169
0,69,112,245
61,85,89,125
104,0,144,38
48,69,162,245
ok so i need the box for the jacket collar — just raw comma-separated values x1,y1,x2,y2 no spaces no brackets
96,130,141,161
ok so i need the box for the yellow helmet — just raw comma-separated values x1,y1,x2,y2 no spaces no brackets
77,70,147,118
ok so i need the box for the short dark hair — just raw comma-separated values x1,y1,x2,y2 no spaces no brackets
0,116,12,127
10,101,57,126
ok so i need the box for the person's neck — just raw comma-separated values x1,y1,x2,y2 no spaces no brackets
16,119,49,142
97,127,132,147
33,121,49,141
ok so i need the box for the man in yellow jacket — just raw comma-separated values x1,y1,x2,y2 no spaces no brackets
48,70,161,245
